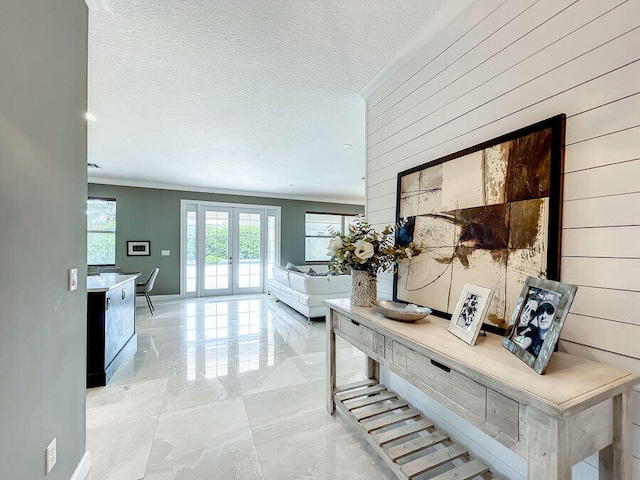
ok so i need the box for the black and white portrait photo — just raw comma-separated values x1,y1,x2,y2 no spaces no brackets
448,284,494,346
503,276,577,374
510,286,561,358
455,293,480,332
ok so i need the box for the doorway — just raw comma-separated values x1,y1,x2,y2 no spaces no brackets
181,201,280,297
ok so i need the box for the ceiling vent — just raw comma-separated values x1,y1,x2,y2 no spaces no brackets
87,163,102,169
85,0,112,12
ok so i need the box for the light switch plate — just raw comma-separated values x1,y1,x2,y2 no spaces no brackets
69,268,78,291
161,250,170,256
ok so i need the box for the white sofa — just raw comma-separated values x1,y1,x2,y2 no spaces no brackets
268,265,351,319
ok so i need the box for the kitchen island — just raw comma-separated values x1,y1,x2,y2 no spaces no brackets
87,273,138,387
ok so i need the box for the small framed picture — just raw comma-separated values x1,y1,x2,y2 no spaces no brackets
447,283,494,346
502,276,577,374
127,240,150,256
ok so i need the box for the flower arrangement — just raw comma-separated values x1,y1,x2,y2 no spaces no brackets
327,215,420,275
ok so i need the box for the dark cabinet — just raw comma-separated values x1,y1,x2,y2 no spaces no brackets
87,277,137,387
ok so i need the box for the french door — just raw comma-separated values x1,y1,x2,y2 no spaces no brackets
181,201,279,297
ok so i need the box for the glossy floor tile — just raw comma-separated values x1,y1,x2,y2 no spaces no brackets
86,295,394,479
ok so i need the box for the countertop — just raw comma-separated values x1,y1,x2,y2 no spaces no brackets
87,274,138,293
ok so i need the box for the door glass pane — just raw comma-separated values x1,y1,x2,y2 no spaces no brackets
238,212,261,288
186,210,197,293
267,215,276,279
205,211,229,290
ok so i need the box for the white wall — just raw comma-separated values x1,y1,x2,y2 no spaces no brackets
0,1,89,479
364,0,640,477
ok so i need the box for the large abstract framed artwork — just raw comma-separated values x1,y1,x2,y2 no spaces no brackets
394,115,565,334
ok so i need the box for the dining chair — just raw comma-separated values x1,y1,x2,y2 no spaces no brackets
136,268,159,315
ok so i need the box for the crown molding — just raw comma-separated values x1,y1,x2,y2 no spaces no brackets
358,0,473,100
87,176,365,206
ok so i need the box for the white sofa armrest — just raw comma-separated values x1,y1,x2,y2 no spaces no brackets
271,266,291,287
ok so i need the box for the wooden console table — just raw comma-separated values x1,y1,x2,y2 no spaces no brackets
325,298,638,480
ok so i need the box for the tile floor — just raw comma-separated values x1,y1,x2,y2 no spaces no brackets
86,295,396,479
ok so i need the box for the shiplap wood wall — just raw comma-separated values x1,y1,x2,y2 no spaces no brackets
363,0,640,477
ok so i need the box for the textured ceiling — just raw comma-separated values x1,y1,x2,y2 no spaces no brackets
88,0,448,204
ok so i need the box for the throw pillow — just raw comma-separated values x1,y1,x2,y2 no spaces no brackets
307,268,329,277
285,262,303,272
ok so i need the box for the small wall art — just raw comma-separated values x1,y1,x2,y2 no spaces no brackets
502,276,577,374
447,283,494,346
127,240,150,256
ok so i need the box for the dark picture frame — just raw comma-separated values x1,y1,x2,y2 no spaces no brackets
502,276,577,374
127,240,150,256
394,114,566,334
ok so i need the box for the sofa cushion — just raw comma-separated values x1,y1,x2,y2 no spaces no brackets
288,271,351,295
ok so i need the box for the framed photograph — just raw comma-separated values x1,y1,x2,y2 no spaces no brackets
447,283,494,346
502,276,577,374
394,114,566,335
127,240,150,256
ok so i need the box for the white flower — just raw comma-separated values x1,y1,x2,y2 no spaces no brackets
327,236,343,254
405,247,412,258
353,240,374,260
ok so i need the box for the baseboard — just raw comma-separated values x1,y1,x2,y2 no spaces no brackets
135,294,180,307
70,450,91,480
152,294,180,300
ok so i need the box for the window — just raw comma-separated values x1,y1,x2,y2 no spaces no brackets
305,213,356,262
87,198,116,265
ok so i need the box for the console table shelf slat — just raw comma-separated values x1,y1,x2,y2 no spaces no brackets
374,418,435,446
362,408,422,432
345,391,397,410
336,383,386,400
400,443,468,479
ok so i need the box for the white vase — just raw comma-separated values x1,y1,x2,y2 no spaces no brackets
350,269,377,307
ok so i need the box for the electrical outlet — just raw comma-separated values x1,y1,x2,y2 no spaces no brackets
46,438,56,474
